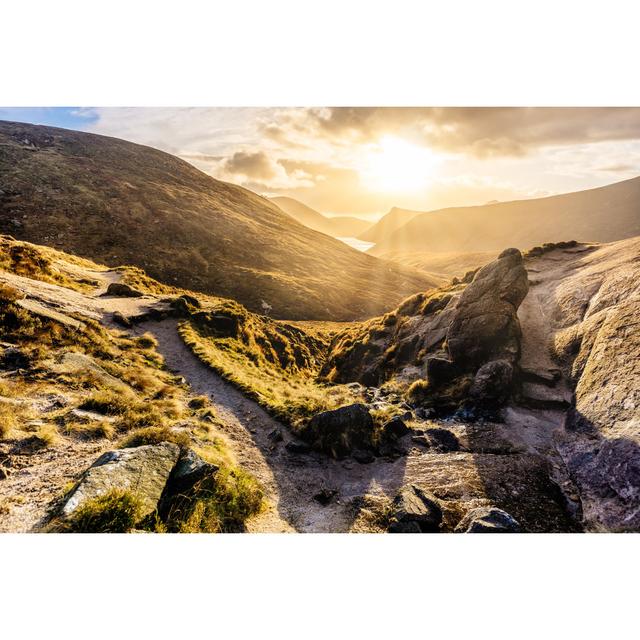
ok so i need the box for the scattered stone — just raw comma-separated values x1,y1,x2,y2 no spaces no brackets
388,484,442,533
382,416,410,439
425,428,460,452
353,449,375,464
1,346,32,370
455,506,522,533
303,403,375,459
268,428,283,443
411,435,430,447
104,282,144,297
65,408,116,424
158,449,218,519
0,467,9,480
426,357,458,387
313,488,338,506
285,440,311,454
112,310,133,328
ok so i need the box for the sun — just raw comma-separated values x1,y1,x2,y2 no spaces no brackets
360,136,439,193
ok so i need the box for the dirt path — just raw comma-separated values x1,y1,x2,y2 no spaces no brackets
0,439,109,532
137,319,407,532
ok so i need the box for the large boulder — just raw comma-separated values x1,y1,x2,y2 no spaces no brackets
447,248,529,368
388,484,442,533
60,443,180,518
455,506,522,533
469,359,514,405
303,403,375,459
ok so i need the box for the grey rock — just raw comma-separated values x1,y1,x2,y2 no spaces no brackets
285,440,311,454
303,403,375,459
388,484,442,533
455,506,522,533
60,443,180,518
447,248,528,368
469,359,514,405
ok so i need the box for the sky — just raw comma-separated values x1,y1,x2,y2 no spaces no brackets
2,107,640,221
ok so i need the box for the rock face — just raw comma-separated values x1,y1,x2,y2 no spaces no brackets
322,250,529,414
455,506,522,533
302,404,375,459
547,238,640,531
61,443,180,518
447,248,529,368
388,485,442,533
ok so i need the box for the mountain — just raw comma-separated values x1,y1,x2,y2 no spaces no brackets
269,196,371,237
369,177,640,256
0,120,436,320
357,207,423,243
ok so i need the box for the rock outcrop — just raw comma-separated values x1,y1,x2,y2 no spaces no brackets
61,443,181,518
323,249,529,415
447,248,529,367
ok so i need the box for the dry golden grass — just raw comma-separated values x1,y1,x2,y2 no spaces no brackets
179,320,359,429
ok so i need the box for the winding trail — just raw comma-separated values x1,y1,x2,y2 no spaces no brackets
2,248,595,532
137,319,407,532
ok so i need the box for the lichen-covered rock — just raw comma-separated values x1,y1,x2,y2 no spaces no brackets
61,443,180,518
302,403,375,459
455,506,522,532
447,248,529,368
388,484,442,533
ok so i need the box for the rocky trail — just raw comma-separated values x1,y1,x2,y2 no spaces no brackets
3,239,637,532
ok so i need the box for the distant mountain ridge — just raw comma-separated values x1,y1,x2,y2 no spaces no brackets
369,176,640,256
0,120,437,320
269,196,371,238
357,207,423,243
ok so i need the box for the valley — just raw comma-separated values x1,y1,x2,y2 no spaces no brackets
0,117,638,534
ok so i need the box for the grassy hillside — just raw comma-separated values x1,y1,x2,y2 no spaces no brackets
269,196,371,237
0,120,435,320
369,176,640,255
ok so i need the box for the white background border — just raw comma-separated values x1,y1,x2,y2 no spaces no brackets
2,1,639,638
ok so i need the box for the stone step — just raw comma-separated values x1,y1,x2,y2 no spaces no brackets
519,381,573,411
520,366,562,387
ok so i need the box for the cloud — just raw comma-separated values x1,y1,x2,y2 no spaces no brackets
74,106,640,216
274,107,640,157
224,150,278,180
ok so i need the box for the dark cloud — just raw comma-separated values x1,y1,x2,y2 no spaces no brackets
302,107,640,157
223,150,278,179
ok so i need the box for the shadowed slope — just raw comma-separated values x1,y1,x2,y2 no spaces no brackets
0,120,434,320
